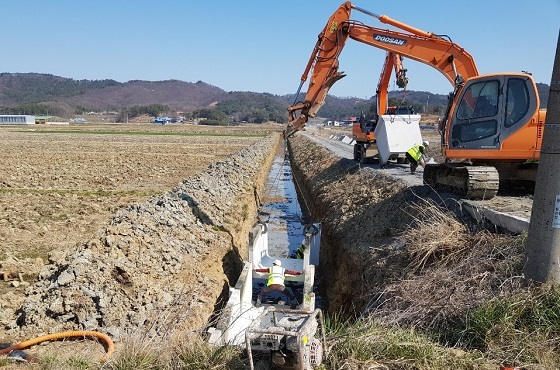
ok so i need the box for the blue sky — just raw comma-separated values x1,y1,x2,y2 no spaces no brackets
3,1,559,98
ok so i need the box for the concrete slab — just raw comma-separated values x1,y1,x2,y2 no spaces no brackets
462,201,529,234
341,135,353,144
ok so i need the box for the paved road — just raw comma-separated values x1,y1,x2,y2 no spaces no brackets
300,126,533,234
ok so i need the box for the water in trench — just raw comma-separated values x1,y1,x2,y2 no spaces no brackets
254,142,324,307
258,144,306,257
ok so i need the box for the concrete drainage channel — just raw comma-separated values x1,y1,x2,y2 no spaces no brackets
206,138,327,369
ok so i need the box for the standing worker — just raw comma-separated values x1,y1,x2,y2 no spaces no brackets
255,259,301,309
406,141,429,174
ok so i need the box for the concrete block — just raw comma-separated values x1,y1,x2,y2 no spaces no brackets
341,136,353,144
463,201,529,234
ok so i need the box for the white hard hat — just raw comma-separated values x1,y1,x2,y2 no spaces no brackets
422,141,430,147
273,259,282,266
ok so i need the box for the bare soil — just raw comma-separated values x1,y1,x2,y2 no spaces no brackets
0,123,281,343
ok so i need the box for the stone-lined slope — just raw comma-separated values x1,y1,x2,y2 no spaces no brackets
9,134,279,339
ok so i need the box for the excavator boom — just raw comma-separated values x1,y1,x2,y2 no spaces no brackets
285,1,478,137
285,2,352,137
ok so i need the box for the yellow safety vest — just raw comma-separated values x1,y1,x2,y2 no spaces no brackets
407,145,424,161
296,245,305,259
267,265,285,286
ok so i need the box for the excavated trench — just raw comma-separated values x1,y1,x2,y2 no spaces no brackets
286,134,468,315
286,134,410,314
5,130,502,344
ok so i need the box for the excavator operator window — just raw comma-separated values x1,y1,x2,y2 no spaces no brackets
452,80,500,145
457,119,497,143
505,78,530,128
456,80,499,120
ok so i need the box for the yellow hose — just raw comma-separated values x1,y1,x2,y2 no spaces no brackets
0,330,115,363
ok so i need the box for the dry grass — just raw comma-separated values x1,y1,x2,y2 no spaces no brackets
322,315,497,370
364,196,526,332
402,198,470,273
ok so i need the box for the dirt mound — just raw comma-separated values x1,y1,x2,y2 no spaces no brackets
127,114,153,123
288,135,525,329
5,135,278,340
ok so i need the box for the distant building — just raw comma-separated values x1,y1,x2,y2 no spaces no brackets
343,117,359,126
326,120,341,126
35,115,69,125
0,115,35,125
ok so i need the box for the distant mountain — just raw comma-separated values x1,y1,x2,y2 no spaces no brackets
64,80,228,112
0,73,121,104
0,73,550,121
0,73,228,116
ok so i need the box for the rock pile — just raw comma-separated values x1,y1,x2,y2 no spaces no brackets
8,135,278,340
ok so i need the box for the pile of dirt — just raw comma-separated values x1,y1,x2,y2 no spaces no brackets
288,135,525,329
127,114,153,123
3,135,278,341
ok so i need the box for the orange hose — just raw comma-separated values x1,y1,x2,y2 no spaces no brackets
0,330,115,363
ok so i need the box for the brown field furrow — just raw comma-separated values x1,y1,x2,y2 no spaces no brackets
0,124,280,319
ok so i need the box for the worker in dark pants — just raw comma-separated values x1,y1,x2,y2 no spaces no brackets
255,259,301,309
406,141,429,174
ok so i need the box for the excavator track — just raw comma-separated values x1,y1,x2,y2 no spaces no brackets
424,164,500,200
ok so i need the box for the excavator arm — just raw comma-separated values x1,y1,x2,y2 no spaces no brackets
376,52,408,116
285,1,479,137
286,2,352,137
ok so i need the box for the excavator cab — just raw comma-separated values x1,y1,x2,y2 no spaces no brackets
445,73,540,157
424,73,543,199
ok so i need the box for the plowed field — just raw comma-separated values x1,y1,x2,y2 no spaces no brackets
0,123,280,325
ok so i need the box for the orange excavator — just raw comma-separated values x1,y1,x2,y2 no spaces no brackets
286,1,546,199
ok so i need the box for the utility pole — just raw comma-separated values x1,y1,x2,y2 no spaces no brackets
524,31,560,282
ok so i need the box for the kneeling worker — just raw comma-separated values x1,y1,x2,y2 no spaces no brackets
255,259,301,309
406,141,429,174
